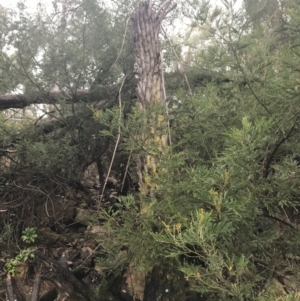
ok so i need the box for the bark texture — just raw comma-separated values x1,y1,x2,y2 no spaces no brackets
132,3,184,299
132,0,175,109
132,0,175,194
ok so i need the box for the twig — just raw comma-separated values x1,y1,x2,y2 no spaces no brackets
99,73,129,204
262,124,296,177
0,149,17,153
109,17,131,73
217,31,273,117
98,17,132,205
263,213,296,229
121,152,132,193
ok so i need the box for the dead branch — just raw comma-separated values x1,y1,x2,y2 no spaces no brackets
0,89,101,110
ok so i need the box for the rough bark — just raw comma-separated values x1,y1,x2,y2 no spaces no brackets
132,2,187,301
132,0,175,193
132,0,175,109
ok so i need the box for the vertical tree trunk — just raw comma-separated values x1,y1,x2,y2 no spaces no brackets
131,4,187,301
133,0,172,107
132,0,175,196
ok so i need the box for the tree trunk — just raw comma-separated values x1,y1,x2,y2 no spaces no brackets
132,2,187,301
133,1,173,108
132,0,175,195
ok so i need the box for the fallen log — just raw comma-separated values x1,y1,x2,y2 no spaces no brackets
31,274,41,301
36,252,99,301
6,274,14,301
0,90,94,110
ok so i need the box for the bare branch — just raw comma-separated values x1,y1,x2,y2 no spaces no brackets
0,89,99,110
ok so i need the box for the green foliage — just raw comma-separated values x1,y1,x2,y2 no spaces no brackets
5,227,37,275
2,0,300,299
0,224,13,242
96,0,300,300
21,227,37,244
5,248,35,276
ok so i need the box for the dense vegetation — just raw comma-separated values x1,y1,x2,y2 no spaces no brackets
1,0,300,300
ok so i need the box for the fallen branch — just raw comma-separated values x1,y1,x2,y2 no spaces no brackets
0,90,78,109
6,274,14,301
36,251,98,301
31,274,41,301
0,89,104,110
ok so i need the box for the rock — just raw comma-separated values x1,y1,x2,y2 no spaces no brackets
121,261,146,301
74,190,91,207
78,202,89,209
14,263,29,280
84,225,107,248
52,249,59,258
60,233,82,244
86,225,106,235
82,163,100,192
80,247,94,267
107,177,118,186
74,209,95,226
83,179,95,188
37,227,61,245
